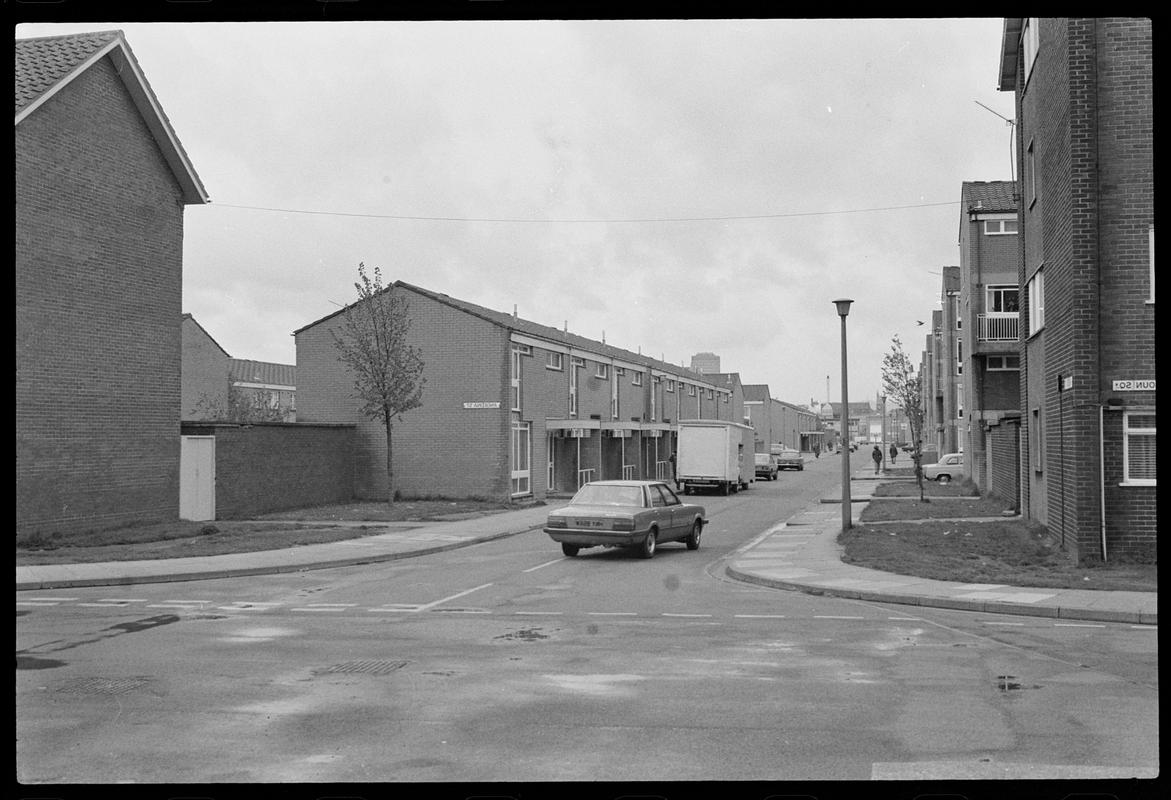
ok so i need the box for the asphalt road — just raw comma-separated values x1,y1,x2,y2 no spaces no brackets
16,457,1159,791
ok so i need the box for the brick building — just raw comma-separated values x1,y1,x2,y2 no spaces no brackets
920,267,963,459
742,386,825,453
16,30,208,535
998,18,1154,561
958,181,1022,506
295,282,742,502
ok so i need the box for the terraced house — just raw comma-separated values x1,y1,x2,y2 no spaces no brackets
295,282,743,502
16,30,208,535
998,17,1154,562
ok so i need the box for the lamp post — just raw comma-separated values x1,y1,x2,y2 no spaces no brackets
834,299,853,530
880,394,887,475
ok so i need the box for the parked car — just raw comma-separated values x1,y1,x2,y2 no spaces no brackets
775,448,805,471
754,453,779,480
921,453,965,483
543,480,706,559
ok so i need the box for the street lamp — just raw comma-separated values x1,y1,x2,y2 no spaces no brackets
834,299,853,530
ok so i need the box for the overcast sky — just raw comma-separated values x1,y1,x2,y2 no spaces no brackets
16,17,1017,409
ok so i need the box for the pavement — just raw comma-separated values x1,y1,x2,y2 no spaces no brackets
15,470,1157,625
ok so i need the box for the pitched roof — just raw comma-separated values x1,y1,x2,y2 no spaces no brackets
742,384,771,401
229,359,296,389
181,313,231,358
295,280,724,390
15,30,208,204
961,181,1017,214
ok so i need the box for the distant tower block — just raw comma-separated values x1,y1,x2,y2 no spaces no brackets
690,352,720,374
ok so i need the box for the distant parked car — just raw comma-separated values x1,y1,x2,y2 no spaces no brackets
775,448,804,471
921,453,965,483
543,480,706,559
754,453,779,480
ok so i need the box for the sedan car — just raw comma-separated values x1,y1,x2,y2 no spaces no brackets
775,448,805,471
544,480,706,559
921,452,965,483
754,453,779,480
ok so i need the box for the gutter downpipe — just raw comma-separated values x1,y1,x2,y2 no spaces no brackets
1099,404,1108,562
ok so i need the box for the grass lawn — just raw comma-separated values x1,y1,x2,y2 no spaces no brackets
15,499,521,565
844,484,1156,592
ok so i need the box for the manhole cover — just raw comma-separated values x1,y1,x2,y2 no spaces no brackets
58,676,152,695
316,659,409,676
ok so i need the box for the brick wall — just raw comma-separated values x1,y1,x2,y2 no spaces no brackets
181,423,354,518
181,316,230,419
16,57,186,536
296,287,511,501
987,418,1021,510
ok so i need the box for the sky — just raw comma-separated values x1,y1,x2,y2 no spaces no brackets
15,16,1018,410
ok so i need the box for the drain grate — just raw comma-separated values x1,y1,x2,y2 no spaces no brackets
996,674,1042,692
316,659,409,676
58,676,152,695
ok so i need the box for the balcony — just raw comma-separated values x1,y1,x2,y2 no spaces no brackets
977,313,1019,342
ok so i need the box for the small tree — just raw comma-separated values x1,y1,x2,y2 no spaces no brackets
331,263,425,504
881,335,928,501
193,378,289,423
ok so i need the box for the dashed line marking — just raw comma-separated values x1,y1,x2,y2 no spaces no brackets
813,615,865,620
26,597,79,602
514,611,563,616
662,613,713,618
522,559,563,573
985,621,1025,626
290,607,349,612
1055,623,1106,628
588,612,637,616
1130,625,1157,630
414,583,493,612
734,614,787,619
16,601,60,607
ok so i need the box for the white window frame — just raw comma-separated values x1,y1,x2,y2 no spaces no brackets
687,383,696,397
1026,138,1037,208
983,219,1019,236
596,363,609,379
986,284,1020,314
510,345,524,412
666,379,674,393
987,354,1021,371
1029,406,1044,473
956,338,963,375
610,371,619,419
1022,18,1040,84
510,420,531,497
1149,224,1155,304
1027,269,1045,337
569,357,583,417
631,371,643,387
1122,411,1156,486
546,351,563,371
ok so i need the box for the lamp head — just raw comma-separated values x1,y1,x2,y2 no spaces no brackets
833,298,854,318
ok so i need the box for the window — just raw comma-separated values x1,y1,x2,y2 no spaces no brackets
987,354,1021,371
688,384,696,397
546,352,563,371
611,370,619,418
1022,18,1040,83
954,295,962,329
707,389,714,400
987,285,1020,313
1027,269,1045,336
984,219,1019,235
722,392,728,404
1123,411,1156,485
666,379,674,392
616,366,625,376
957,339,963,375
596,363,609,379
569,358,581,417
632,371,643,387
1150,224,1155,303
1029,406,1044,472
1026,139,1037,207
510,345,524,411
510,421,531,496
957,382,963,417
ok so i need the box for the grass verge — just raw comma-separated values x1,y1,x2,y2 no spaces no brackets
16,499,522,565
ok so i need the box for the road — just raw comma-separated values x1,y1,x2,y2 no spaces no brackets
16,454,1159,791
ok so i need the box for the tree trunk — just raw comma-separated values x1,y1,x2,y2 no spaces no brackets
385,416,395,505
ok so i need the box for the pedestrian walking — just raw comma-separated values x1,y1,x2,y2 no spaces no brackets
889,443,898,465
669,452,678,490
871,444,883,474
813,442,821,459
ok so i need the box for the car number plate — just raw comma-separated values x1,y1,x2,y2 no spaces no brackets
575,519,605,527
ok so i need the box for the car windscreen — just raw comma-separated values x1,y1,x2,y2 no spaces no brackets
571,484,645,507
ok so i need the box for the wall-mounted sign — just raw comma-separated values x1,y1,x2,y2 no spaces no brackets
1112,380,1155,392
463,402,502,409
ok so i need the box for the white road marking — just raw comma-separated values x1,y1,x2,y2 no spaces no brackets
514,611,563,615
984,621,1025,626
587,611,637,616
414,583,494,612
99,598,147,603
290,607,349,612
888,616,923,621
16,601,60,606
24,596,78,602
662,613,713,618
1055,623,1106,628
1130,625,1157,630
734,614,787,618
813,615,865,620
522,559,564,573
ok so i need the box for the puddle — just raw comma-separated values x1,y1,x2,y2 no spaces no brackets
16,654,67,670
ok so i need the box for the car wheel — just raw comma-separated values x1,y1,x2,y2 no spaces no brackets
936,474,951,484
685,520,702,550
561,542,580,557
722,483,730,496
639,529,657,559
